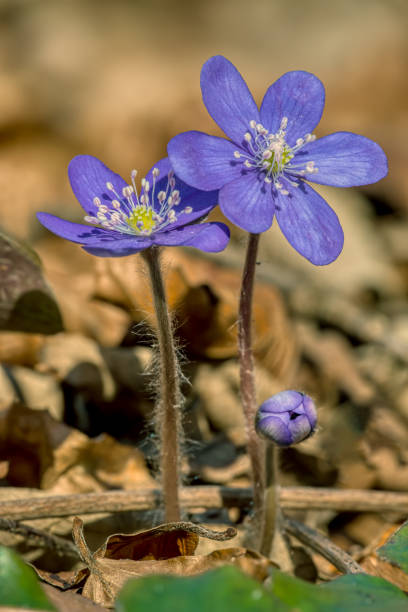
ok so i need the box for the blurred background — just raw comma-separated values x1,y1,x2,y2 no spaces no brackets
1,0,408,572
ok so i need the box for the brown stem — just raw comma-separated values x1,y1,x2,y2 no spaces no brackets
238,232,265,544
142,247,182,522
260,444,279,557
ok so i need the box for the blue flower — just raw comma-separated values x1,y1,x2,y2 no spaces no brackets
37,155,230,257
255,391,317,446
168,56,388,265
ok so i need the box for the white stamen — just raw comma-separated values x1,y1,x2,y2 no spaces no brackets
112,199,121,209
184,206,193,213
244,132,252,142
152,167,160,178
234,151,241,159
244,160,252,168
249,120,257,129
93,197,101,207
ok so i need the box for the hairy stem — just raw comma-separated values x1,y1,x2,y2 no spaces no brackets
238,232,265,544
142,246,182,522
260,444,279,557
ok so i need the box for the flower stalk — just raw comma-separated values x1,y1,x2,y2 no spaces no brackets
260,444,279,556
142,246,182,522
238,232,265,543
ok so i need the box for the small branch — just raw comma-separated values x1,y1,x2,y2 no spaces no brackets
142,247,182,522
283,516,364,575
0,517,78,557
0,487,407,521
238,232,265,545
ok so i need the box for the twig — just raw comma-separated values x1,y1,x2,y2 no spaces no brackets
0,517,78,557
0,487,407,521
283,516,364,574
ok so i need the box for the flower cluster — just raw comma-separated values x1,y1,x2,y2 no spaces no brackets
168,55,388,265
256,391,317,446
38,156,230,257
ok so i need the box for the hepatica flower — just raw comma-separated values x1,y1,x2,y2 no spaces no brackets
256,391,317,446
168,56,388,265
37,155,229,257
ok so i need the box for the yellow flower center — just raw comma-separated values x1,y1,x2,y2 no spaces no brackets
264,145,294,175
126,205,156,235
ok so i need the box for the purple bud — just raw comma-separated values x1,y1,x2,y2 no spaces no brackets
255,391,317,446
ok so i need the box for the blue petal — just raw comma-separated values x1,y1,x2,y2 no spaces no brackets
260,391,304,415
260,71,325,146
168,131,244,191
37,213,153,255
144,157,172,186
200,56,260,145
274,180,344,265
154,222,230,253
292,132,388,187
219,172,275,233
82,240,153,257
144,155,220,228
68,155,128,215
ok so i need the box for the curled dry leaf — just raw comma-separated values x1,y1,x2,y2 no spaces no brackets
71,517,271,608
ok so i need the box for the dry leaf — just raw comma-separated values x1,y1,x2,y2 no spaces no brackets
0,404,154,492
71,518,269,607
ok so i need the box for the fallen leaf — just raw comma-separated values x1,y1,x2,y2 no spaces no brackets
71,517,271,607
0,229,63,335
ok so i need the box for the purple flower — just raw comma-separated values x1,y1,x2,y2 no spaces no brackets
37,155,230,257
255,391,317,446
167,56,388,265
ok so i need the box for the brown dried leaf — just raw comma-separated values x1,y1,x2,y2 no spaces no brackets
72,517,268,607
0,229,63,335
0,404,153,491
94,251,297,382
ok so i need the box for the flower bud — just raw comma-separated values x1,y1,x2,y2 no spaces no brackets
255,391,317,446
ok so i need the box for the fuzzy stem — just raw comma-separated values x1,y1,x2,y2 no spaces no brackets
238,232,265,543
142,246,182,522
260,444,279,557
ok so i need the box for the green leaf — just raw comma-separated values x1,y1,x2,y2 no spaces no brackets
116,565,290,612
270,569,408,611
0,546,55,609
378,520,408,572
0,229,63,334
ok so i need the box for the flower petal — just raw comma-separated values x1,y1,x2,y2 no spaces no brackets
168,131,244,191
68,155,128,215
293,132,388,187
275,180,344,265
82,239,153,257
200,55,260,145
37,212,153,255
154,222,230,253
219,172,275,233
260,71,325,146
146,156,220,231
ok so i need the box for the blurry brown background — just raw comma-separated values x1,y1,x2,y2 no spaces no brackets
0,0,406,275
